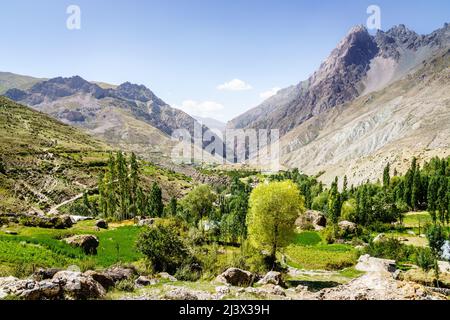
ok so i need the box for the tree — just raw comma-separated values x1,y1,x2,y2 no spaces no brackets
136,224,191,274
327,177,341,224
167,196,178,217
129,152,139,217
383,163,390,189
247,180,305,268
116,152,129,220
148,182,164,217
179,185,216,225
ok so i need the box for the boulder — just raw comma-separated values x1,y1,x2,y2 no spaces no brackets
135,276,158,287
95,219,108,229
33,268,62,280
83,270,115,290
215,286,231,295
70,215,93,223
338,220,357,233
52,271,106,300
373,233,386,243
355,254,396,273
0,277,61,300
64,235,99,254
20,214,73,229
104,266,136,283
216,268,254,287
257,271,285,287
137,218,155,227
260,284,286,296
295,210,327,230
158,272,177,282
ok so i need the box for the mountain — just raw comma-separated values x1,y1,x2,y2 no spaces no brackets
194,116,226,133
3,75,211,165
0,96,194,214
228,24,450,136
260,45,450,186
0,72,46,95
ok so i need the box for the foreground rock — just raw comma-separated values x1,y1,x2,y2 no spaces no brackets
355,254,396,273
216,268,254,287
0,277,61,300
257,271,285,287
338,220,357,233
137,218,155,227
52,271,106,300
64,235,99,254
295,210,327,230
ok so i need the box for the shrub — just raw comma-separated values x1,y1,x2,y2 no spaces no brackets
115,279,135,292
414,247,435,272
364,238,415,262
174,264,201,282
136,225,192,274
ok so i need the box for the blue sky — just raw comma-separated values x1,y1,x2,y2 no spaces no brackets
0,0,449,122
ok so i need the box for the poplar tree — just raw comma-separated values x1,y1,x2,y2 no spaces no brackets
383,163,390,189
148,182,164,217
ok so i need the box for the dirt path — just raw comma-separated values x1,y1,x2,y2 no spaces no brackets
48,193,84,215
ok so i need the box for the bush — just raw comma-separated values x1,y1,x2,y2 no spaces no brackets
414,247,435,272
174,264,202,282
136,225,193,274
115,279,135,292
364,238,415,262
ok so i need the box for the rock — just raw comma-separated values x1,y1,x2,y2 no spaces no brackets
216,268,254,287
392,270,402,280
158,272,177,282
64,235,99,254
52,271,106,300
338,220,357,233
257,271,285,287
215,286,230,295
295,284,309,293
104,266,136,283
95,219,108,229
135,276,158,287
164,287,198,300
373,233,386,243
83,270,115,290
0,277,61,300
295,210,327,230
261,284,286,296
355,254,396,273
137,218,155,227
33,268,62,280
438,261,450,273
4,230,18,235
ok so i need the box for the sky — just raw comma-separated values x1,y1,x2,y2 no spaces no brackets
0,0,449,122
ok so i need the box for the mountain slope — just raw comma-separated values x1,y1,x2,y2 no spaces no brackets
0,97,194,215
3,76,209,165
269,48,450,186
0,72,46,95
228,24,450,136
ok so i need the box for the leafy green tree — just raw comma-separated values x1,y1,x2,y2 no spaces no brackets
341,198,357,222
136,224,191,274
247,180,305,268
179,185,216,225
106,152,117,218
148,182,164,217
167,196,178,217
129,152,139,217
327,177,341,224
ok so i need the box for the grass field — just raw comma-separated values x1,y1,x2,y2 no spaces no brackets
284,231,357,270
0,220,144,276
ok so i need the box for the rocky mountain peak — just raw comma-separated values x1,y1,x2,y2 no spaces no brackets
114,81,159,103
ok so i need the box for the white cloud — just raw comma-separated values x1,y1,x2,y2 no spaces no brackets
217,79,252,91
176,100,224,118
260,87,281,99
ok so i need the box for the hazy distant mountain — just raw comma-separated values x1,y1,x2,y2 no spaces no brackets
194,116,226,133
0,72,46,95
228,24,450,136
3,75,215,164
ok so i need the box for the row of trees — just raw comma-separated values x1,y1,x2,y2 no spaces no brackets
93,152,165,220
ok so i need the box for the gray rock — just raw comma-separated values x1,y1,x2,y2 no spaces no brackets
373,233,386,243
338,220,357,233
158,272,177,282
216,268,254,287
163,287,198,300
137,218,155,227
64,234,99,254
257,271,285,287
52,271,106,300
83,270,115,290
135,276,158,287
